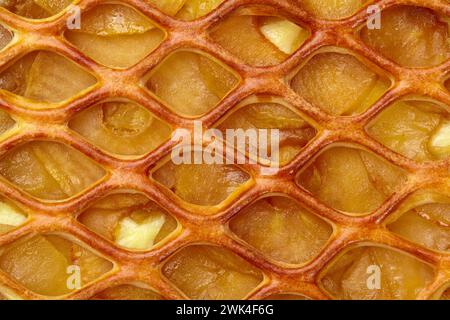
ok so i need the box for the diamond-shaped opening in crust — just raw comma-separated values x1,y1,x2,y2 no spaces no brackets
319,245,435,300
68,100,172,157
300,0,369,20
0,234,113,296
209,7,310,67
0,198,27,235
146,50,239,117
78,193,177,252
229,196,332,265
0,24,12,51
296,145,407,215
388,201,449,253
0,141,106,201
149,0,225,21
290,50,391,116
0,51,97,105
264,293,310,300
152,150,250,207
65,3,165,69
360,5,450,68
0,0,73,19
91,284,164,300
162,245,263,300
217,100,317,166
366,99,450,162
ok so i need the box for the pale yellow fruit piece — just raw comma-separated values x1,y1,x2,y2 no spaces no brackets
163,245,263,299
0,110,15,136
302,0,367,20
0,53,37,96
0,235,71,296
297,147,405,213
367,101,447,161
361,6,450,68
210,15,288,66
389,203,449,252
74,4,155,36
218,103,316,165
0,24,12,51
69,102,171,156
176,0,224,21
0,141,105,200
321,246,434,299
260,17,309,54
148,0,186,16
78,193,176,245
0,202,26,227
34,0,72,15
429,121,450,158
291,52,389,116
230,197,332,264
92,285,163,300
153,157,249,206
23,51,96,103
147,51,237,116
114,213,165,250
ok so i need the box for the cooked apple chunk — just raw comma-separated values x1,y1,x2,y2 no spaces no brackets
78,193,177,251
0,141,105,200
0,200,26,234
230,196,332,264
0,51,96,104
297,146,406,214
320,246,434,299
0,235,112,296
0,0,72,19
153,153,250,206
210,10,309,66
0,24,12,51
367,100,450,161
302,0,368,20
291,52,390,116
0,110,15,136
218,102,316,165
163,245,263,299
69,101,172,157
361,6,450,68
147,51,238,116
92,284,163,300
389,203,449,252
65,4,165,69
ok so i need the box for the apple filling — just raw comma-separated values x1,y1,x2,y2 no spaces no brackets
147,51,238,117
162,245,263,299
0,235,112,296
65,4,165,69
0,141,105,200
291,52,390,116
0,110,15,136
209,9,309,66
297,146,406,214
367,101,450,161
389,203,449,252
361,6,450,68
153,153,250,206
78,193,177,251
92,284,163,300
218,102,316,165
0,24,12,51
0,51,96,104
229,196,332,264
0,200,26,234
148,0,224,20
69,101,172,157
301,0,368,20
0,0,72,18
321,246,434,300
265,294,309,300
